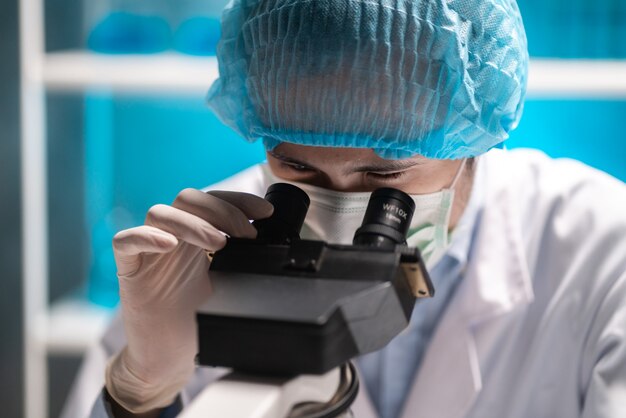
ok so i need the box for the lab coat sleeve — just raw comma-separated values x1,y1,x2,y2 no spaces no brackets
581,270,626,418
63,319,183,418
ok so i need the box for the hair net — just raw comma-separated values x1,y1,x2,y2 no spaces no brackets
207,0,528,160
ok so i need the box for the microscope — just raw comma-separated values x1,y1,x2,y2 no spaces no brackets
180,184,434,418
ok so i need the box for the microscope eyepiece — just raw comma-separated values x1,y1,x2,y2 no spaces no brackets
252,183,310,244
353,188,416,249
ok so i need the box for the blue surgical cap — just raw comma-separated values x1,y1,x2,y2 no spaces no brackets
207,0,528,160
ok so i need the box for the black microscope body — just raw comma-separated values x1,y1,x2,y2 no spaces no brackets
196,184,434,376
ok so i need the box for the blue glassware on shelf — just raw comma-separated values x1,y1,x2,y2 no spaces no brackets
88,11,171,54
172,0,229,56
85,0,171,54
174,16,221,56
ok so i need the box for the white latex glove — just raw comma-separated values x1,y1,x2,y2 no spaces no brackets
106,189,273,414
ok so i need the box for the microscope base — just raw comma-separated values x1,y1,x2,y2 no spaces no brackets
179,363,358,418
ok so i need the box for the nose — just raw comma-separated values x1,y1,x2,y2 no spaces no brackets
315,171,371,193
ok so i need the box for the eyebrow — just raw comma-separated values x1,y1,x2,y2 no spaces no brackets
268,150,424,173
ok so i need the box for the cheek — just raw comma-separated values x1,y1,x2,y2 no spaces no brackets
400,177,444,194
266,159,287,179
394,163,460,194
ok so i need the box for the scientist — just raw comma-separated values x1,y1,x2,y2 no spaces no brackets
63,0,626,417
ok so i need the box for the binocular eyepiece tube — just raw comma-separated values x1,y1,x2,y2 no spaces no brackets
200,182,431,384
253,183,415,247
353,188,416,248
252,183,311,244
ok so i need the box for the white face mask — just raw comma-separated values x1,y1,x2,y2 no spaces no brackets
261,160,466,270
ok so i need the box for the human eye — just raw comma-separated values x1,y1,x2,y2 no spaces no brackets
282,162,315,173
366,171,407,182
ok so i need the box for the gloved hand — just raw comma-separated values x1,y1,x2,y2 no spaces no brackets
106,189,273,414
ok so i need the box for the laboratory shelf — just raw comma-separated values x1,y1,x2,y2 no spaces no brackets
40,52,626,98
40,299,114,356
43,51,219,94
529,59,626,98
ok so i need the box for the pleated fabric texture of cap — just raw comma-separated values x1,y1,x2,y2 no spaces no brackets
207,0,529,160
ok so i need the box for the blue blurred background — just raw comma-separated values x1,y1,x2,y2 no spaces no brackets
80,0,626,309
0,0,625,416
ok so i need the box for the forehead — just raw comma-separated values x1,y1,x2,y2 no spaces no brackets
274,143,376,160
271,143,428,169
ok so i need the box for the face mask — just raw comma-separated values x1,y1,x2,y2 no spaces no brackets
261,160,466,269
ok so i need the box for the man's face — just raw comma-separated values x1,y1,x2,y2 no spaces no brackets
266,143,464,194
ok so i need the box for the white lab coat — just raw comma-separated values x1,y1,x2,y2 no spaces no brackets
62,148,626,418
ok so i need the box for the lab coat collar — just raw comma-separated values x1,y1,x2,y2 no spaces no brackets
399,149,534,418
458,151,535,324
